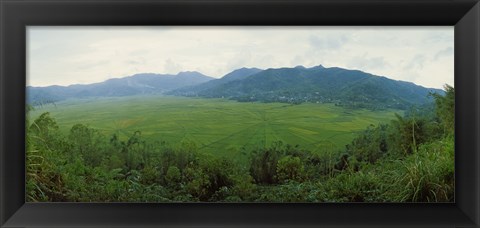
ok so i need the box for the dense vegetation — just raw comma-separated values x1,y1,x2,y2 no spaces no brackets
26,85,454,202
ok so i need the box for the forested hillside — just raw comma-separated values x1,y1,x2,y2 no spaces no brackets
170,65,443,110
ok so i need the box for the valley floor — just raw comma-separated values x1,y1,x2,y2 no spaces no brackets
29,95,399,163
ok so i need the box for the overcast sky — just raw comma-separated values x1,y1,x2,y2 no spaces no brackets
27,26,453,89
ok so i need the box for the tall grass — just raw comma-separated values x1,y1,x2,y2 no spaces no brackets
381,136,454,202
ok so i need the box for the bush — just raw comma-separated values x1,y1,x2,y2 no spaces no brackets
165,166,181,186
256,182,320,202
276,156,305,183
231,174,257,201
184,167,211,200
249,142,287,184
26,112,68,202
250,150,280,184
68,124,105,167
140,165,159,185
345,124,389,163
320,171,383,202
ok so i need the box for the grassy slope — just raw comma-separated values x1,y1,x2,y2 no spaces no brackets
29,95,400,163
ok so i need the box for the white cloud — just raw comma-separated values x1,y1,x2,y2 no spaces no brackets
346,54,390,71
27,26,453,89
164,59,183,74
434,47,454,60
309,34,349,50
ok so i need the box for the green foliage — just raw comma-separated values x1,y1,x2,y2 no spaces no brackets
194,156,235,201
140,165,159,185
276,156,305,183
249,144,283,184
26,87,454,202
184,167,211,201
255,182,319,202
159,147,197,178
382,137,454,202
30,112,59,137
69,124,106,166
388,114,430,156
320,171,383,202
230,174,257,201
165,166,181,186
303,150,339,178
26,111,68,202
432,84,455,135
345,124,388,163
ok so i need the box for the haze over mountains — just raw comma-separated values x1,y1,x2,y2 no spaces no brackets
27,65,444,110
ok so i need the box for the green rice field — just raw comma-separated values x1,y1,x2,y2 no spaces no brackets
29,95,401,161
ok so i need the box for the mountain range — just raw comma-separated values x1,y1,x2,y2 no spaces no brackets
27,71,213,105
27,65,444,110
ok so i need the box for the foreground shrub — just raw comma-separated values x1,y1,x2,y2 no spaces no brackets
383,137,454,202
255,182,320,202
249,144,283,184
276,156,305,183
320,171,383,202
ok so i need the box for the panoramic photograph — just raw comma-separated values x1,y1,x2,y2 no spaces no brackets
26,26,454,202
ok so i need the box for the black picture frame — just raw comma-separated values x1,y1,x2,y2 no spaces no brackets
1,0,479,227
